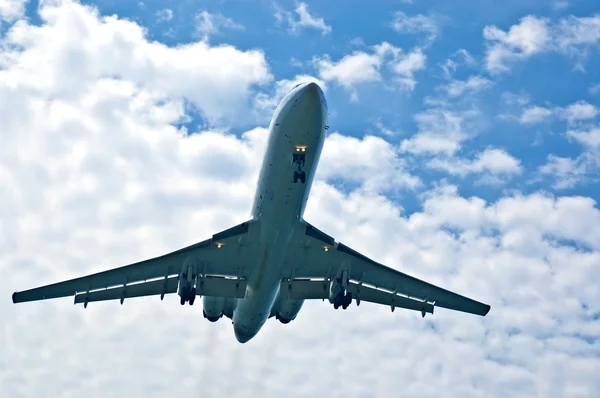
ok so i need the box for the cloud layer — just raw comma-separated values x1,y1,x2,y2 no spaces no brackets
1,2,600,398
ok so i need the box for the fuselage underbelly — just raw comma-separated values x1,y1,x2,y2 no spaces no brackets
232,82,327,343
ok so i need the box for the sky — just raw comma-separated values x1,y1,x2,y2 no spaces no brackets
1,0,599,397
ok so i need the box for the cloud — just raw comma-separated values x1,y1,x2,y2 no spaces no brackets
519,106,553,124
317,133,421,192
0,1,270,126
539,126,600,189
195,10,245,41
0,0,27,22
314,42,426,97
427,148,522,178
391,11,439,46
514,101,598,125
274,2,331,36
484,14,600,73
539,155,588,189
484,16,550,74
400,109,481,156
440,75,493,98
561,101,599,122
567,126,600,150
3,2,600,398
439,49,476,79
155,8,172,23
389,47,426,91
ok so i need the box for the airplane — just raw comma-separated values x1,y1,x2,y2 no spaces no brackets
12,82,490,343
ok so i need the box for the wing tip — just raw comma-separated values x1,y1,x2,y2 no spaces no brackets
482,304,491,316
12,292,17,304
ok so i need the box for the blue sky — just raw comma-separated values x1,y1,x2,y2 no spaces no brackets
23,0,596,209
1,1,600,397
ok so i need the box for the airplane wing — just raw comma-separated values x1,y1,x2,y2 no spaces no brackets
12,221,255,305
281,221,490,316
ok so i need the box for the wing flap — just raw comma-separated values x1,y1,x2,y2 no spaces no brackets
74,277,179,304
346,282,434,314
198,276,247,298
282,279,434,314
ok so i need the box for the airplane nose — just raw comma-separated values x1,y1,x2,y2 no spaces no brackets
296,82,326,108
234,322,257,344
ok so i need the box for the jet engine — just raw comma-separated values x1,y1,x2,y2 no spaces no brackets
203,296,225,322
271,299,304,324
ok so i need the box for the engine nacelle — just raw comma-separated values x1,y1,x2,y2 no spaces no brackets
271,299,304,324
203,296,225,322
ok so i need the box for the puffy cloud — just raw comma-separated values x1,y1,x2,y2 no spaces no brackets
314,42,426,98
484,14,600,73
561,101,599,122
3,2,600,398
400,109,481,156
484,16,550,74
519,105,553,124
427,148,522,178
314,51,382,91
274,2,331,36
0,0,27,22
317,133,421,192
0,1,270,127
567,127,600,150
195,10,245,41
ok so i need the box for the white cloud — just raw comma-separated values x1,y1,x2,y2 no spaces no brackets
441,75,493,98
389,47,426,91
195,10,245,41
515,101,598,125
318,133,421,192
155,8,172,23
484,14,600,73
3,3,600,398
391,11,438,45
0,2,270,126
0,0,26,22
427,148,523,178
274,2,331,36
314,43,426,96
540,155,588,189
540,126,600,189
567,127,600,150
519,106,553,124
400,109,480,155
314,51,382,91
483,16,550,74
562,100,599,122
590,82,600,95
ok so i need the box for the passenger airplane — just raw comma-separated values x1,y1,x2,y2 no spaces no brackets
12,82,490,343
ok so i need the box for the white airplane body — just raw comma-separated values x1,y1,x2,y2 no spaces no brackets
12,82,490,343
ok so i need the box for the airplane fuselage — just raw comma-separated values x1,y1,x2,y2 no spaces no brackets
232,82,327,343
